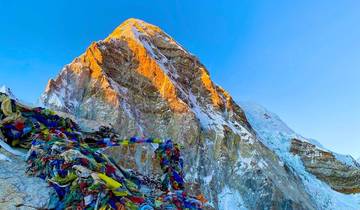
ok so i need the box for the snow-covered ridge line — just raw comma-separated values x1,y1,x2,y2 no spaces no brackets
240,101,360,209
240,101,358,166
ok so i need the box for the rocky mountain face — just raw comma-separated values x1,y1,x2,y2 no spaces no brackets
41,18,359,209
290,138,360,194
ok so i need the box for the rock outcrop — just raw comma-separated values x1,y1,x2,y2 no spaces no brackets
290,138,360,194
0,88,56,210
0,147,56,210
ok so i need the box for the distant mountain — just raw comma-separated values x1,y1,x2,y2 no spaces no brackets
41,18,360,209
0,85,16,99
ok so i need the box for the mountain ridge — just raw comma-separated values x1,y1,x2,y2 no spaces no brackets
240,101,360,206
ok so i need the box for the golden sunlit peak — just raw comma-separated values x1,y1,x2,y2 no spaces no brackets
105,18,163,41
122,18,148,25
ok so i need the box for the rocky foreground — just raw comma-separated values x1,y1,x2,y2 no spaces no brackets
0,93,205,209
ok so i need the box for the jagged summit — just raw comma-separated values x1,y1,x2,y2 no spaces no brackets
41,19,360,209
106,18,185,49
106,18,163,39
42,18,247,127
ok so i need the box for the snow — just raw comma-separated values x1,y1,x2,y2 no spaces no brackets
189,92,252,141
334,153,359,167
240,101,360,209
218,186,248,210
0,139,26,158
203,172,213,185
0,153,11,162
41,69,82,113
239,101,355,160
0,85,8,94
133,19,188,53
131,26,177,77
0,85,16,99
129,24,256,146
47,93,64,107
128,24,255,144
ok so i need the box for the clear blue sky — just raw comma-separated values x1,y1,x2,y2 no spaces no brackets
0,0,359,158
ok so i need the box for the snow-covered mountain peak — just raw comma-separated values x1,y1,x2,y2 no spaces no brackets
240,101,326,149
41,19,318,209
240,101,295,136
106,18,161,39
0,85,16,99
41,19,360,209
105,18,187,53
